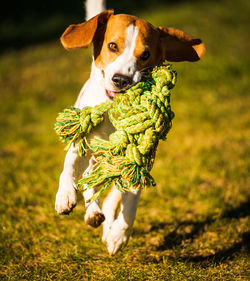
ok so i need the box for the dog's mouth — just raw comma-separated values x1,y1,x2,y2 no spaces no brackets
105,90,118,100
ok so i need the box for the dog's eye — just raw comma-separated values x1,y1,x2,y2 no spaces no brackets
140,50,150,61
108,42,119,53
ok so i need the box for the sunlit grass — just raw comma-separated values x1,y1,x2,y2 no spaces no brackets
0,0,249,279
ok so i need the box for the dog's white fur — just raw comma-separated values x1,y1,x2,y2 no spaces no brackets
55,0,142,255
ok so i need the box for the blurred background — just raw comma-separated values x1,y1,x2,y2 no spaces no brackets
0,0,181,52
0,0,249,279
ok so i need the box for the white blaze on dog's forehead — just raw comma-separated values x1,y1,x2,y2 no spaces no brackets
104,23,140,89
116,24,138,75
107,24,138,75
124,24,139,57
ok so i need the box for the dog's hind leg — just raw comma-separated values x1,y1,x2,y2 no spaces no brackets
102,185,122,242
104,189,141,255
82,157,105,228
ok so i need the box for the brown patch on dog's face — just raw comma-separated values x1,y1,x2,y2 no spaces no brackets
94,14,136,69
134,18,162,70
94,14,162,71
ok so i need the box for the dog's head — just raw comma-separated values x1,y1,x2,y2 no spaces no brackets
61,11,205,99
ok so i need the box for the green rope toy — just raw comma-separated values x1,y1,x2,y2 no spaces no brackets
55,62,177,201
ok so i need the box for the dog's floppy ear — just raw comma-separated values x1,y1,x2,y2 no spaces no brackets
158,26,205,62
61,10,114,50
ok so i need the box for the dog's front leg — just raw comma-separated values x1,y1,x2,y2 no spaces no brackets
55,145,78,214
105,189,141,255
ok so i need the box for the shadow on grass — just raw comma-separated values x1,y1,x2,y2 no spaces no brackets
178,231,250,266
134,198,250,264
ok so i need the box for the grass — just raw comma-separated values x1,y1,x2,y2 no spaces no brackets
0,0,249,279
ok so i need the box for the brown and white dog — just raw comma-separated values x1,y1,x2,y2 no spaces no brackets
55,0,205,255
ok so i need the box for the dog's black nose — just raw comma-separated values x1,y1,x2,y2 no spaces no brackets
112,74,132,89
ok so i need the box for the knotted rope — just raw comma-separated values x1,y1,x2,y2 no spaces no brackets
55,63,177,201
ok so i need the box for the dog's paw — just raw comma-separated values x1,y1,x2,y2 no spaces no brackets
55,186,77,215
84,200,105,228
105,220,131,256
85,211,105,228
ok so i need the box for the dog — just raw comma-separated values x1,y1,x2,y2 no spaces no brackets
55,0,205,255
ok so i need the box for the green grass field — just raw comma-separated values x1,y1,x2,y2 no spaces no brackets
0,0,249,279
